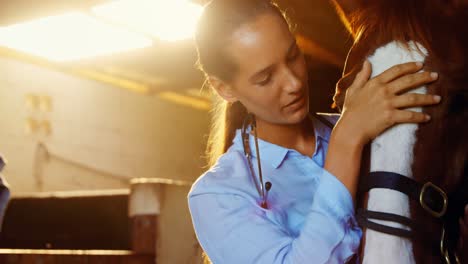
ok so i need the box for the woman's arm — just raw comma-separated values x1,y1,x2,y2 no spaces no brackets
188,170,360,264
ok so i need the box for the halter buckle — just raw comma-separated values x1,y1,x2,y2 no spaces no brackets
419,182,448,218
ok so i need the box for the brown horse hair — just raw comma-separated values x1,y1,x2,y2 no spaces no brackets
334,1,468,262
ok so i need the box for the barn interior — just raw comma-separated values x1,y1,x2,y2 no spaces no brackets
0,1,352,263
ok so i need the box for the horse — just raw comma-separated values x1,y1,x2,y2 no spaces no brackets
331,1,468,263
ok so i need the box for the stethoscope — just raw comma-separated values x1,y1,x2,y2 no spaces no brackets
241,113,272,209
241,113,335,210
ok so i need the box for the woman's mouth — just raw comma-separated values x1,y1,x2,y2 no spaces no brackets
284,94,306,111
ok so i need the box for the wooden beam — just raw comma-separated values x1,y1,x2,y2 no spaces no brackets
0,47,211,111
0,249,154,264
296,34,344,68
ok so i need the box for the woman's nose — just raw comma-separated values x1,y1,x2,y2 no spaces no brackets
283,67,302,93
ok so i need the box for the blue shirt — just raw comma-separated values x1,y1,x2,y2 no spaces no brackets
0,155,10,231
188,114,362,264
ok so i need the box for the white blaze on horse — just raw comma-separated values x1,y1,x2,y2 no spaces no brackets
362,41,426,264
332,1,468,263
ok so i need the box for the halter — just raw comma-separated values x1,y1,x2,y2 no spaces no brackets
310,112,466,263
357,170,467,263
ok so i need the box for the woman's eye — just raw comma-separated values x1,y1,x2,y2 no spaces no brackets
257,76,271,86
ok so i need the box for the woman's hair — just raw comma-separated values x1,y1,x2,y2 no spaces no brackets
195,0,289,168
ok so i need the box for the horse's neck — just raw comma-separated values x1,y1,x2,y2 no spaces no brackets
362,41,428,264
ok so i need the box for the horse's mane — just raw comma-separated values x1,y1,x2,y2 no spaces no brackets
334,1,468,262
335,0,468,108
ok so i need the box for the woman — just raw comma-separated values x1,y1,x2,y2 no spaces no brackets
187,0,440,263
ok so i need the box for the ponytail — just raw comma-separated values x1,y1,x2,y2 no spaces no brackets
206,99,247,167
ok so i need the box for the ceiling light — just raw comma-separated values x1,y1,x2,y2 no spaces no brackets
92,0,203,41
0,12,153,61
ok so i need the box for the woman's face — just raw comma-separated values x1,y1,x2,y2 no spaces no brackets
223,12,309,125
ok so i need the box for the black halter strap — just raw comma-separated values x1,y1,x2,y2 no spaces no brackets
356,207,415,238
358,170,468,263
357,171,447,240
359,171,448,218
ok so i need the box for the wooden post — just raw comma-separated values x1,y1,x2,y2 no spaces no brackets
128,179,162,256
128,178,192,263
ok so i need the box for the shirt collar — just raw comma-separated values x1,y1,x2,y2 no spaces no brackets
231,114,333,169
310,114,332,143
235,127,289,169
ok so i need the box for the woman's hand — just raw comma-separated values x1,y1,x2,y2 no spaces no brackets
337,60,441,148
325,60,441,198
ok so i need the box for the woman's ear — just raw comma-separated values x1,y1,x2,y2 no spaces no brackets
209,76,238,103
